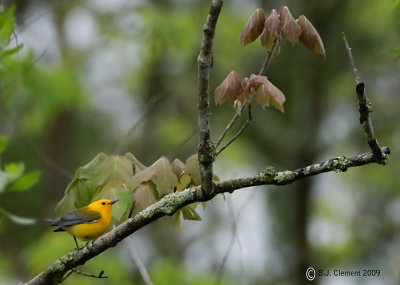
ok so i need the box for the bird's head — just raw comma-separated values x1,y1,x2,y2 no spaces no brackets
88,199,118,214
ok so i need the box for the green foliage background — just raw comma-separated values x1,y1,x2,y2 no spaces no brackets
0,0,399,284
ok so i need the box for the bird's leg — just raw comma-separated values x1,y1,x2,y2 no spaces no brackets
73,236,81,250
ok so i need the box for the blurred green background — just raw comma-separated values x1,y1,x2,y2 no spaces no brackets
0,0,399,284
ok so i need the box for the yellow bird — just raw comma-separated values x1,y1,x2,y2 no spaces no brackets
46,199,118,249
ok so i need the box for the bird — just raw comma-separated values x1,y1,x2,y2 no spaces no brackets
46,199,118,249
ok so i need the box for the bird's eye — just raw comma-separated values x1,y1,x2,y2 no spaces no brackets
102,202,106,205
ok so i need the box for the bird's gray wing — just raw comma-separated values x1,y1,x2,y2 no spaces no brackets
45,210,101,227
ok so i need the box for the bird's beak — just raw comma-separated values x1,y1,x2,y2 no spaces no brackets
110,200,118,205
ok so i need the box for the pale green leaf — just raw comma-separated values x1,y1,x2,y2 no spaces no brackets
181,204,201,221
184,154,201,185
1,43,23,59
133,182,158,210
56,153,141,216
11,170,41,191
4,162,24,181
0,207,36,225
0,5,16,48
148,156,178,196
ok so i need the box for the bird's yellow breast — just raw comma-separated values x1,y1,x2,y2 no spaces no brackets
67,217,110,241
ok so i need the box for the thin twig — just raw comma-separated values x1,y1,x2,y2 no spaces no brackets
215,111,241,148
214,195,251,285
71,268,108,279
125,239,154,285
13,11,51,38
341,32,387,164
258,38,278,76
215,38,278,156
214,228,235,285
216,117,250,156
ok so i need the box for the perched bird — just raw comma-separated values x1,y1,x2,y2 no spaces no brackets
46,199,118,249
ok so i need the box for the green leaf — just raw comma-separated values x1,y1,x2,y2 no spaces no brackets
124,152,147,172
55,170,94,216
0,207,36,225
181,203,201,221
92,180,132,223
184,154,201,185
169,203,201,228
1,43,23,59
79,153,134,188
10,171,41,191
176,174,192,192
0,135,7,154
110,190,132,224
167,209,182,227
55,153,143,216
0,5,16,48
130,167,156,189
4,162,24,181
133,182,158,210
148,156,178,196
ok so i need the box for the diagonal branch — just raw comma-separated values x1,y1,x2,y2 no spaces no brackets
197,0,224,199
342,32,387,164
24,146,390,285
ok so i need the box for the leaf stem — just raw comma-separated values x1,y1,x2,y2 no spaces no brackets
215,38,278,156
258,38,278,76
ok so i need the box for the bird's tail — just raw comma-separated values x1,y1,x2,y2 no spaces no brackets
44,218,60,225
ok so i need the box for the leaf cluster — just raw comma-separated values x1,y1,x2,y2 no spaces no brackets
0,136,40,225
241,6,325,56
215,6,325,113
0,5,23,72
215,71,285,113
0,6,40,226
55,153,218,226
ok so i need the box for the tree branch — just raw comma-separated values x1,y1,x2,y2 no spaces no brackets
342,32,387,164
197,0,224,199
24,147,390,285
